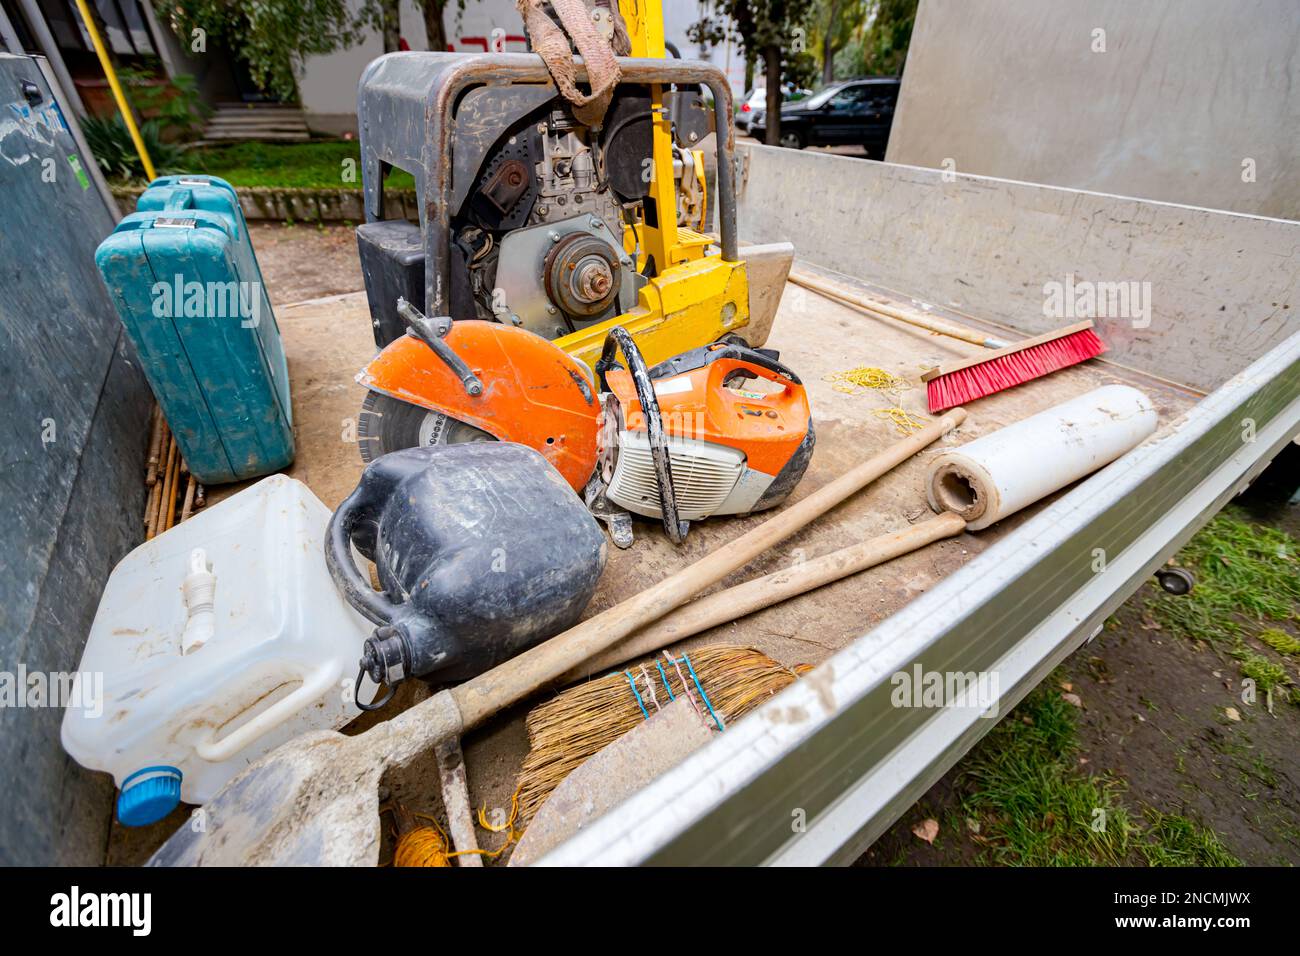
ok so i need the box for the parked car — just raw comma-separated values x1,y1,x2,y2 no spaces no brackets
735,85,810,133
749,77,900,157
735,88,766,133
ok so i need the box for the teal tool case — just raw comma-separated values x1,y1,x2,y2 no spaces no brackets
96,176,293,484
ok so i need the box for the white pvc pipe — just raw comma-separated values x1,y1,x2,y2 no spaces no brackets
926,385,1158,531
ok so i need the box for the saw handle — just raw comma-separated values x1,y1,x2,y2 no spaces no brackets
707,343,802,386
396,297,483,396
711,356,799,401
595,327,688,545
647,340,803,386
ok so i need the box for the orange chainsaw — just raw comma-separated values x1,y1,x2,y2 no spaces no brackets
356,301,814,547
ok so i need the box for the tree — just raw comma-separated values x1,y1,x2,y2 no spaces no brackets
380,0,401,52
155,0,378,102
810,0,865,84
821,0,916,79
860,0,916,75
692,0,817,145
416,0,466,52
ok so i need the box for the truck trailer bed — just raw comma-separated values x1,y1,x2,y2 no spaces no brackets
111,266,1198,865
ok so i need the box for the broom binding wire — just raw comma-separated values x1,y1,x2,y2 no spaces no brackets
514,645,803,830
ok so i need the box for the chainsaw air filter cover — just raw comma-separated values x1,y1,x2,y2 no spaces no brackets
326,443,607,699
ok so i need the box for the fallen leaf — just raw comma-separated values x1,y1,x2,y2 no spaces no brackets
1060,681,1074,692
965,817,981,835
1224,707,1241,722
1061,692,1083,708
912,818,939,844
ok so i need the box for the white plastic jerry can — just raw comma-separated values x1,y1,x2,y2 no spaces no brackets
61,475,377,826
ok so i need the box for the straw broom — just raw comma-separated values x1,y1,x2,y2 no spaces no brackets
515,645,804,828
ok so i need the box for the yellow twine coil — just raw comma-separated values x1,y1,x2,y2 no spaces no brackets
825,366,908,395
387,808,509,867
873,406,928,435
394,826,452,868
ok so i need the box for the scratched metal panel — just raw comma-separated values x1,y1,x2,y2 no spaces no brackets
0,54,151,864
734,143,1300,394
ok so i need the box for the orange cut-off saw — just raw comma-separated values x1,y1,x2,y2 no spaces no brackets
357,303,814,547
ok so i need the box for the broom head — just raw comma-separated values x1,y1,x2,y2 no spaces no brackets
923,321,1106,413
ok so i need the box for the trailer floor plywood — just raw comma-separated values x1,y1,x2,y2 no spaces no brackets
114,273,1199,864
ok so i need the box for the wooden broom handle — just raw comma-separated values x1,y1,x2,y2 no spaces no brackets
563,510,969,682
447,408,967,729
790,270,1009,350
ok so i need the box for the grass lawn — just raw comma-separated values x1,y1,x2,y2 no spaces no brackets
1148,506,1300,705
867,501,1298,866
954,507,1299,865
186,141,416,190
956,680,1241,866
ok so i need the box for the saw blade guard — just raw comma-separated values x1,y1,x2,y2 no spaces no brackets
357,320,602,491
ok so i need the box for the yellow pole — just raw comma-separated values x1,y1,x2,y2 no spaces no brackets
72,0,156,181
618,0,680,269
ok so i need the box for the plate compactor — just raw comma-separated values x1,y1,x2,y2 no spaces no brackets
347,0,801,545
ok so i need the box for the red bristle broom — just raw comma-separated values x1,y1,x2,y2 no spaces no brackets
787,271,1107,413
922,321,1107,413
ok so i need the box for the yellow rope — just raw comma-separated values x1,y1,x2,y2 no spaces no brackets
388,808,511,866
825,366,908,395
824,367,925,434
873,407,929,435
477,788,521,836
393,826,452,867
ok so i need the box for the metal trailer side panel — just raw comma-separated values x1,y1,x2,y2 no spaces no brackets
540,326,1300,867
538,148,1300,866
732,144,1300,394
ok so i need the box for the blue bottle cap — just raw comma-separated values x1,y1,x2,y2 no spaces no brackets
117,766,182,827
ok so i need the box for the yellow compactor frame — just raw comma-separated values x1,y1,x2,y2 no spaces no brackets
550,0,753,373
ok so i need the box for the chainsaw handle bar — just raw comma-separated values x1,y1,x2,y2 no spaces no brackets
595,326,688,545
715,347,802,387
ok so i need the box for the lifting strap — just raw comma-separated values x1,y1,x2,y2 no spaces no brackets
517,0,626,126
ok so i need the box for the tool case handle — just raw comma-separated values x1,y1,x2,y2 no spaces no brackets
163,188,193,212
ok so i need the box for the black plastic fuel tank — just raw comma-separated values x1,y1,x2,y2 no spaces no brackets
326,442,607,700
